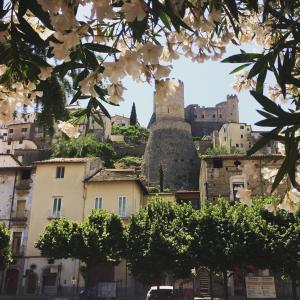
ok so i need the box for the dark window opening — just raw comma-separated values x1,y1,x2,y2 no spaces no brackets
240,126,244,129
241,134,243,138
201,115,204,118
219,114,222,118
213,114,216,118
56,167,65,179
213,158,223,168
9,129,14,133
21,169,31,180
236,144,239,147
234,160,241,167
19,140,23,144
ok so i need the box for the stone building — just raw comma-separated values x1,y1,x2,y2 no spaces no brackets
143,79,199,190
0,155,35,295
111,115,130,127
66,103,111,141
199,154,286,206
213,123,280,155
185,94,239,137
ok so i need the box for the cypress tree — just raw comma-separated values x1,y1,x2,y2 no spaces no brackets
130,102,137,125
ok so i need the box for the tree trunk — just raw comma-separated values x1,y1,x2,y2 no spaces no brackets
223,270,228,300
291,277,297,300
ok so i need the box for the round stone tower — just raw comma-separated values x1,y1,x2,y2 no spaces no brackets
143,79,199,190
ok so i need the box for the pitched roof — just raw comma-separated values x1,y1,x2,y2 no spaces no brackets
34,157,96,164
86,168,148,194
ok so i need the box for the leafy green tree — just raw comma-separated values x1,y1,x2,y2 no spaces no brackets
260,208,300,300
191,199,268,300
36,210,126,287
127,198,195,286
111,125,149,144
130,102,137,126
52,134,116,167
0,223,11,270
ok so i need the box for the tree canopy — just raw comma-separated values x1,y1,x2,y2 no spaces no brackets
127,198,195,285
0,223,11,271
36,210,126,286
52,134,116,167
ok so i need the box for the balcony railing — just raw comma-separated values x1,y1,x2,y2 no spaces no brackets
48,209,64,220
15,179,32,190
11,210,28,222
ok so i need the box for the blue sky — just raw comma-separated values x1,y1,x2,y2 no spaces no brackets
107,47,263,129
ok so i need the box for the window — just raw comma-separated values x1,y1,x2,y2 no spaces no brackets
9,128,14,133
236,144,239,147
240,125,244,129
53,197,62,218
118,196,127,217
56,167,65,178
6,150,10,154
7,141,11,145
201,115,204,118
219,114,222,118
241,134,244,138
212,158,223,168
3,133,7,136
21,169,31,180
21,128,27,132
19,139,23,144
12,232,22,255
213,114,216,118
247,127,250,131
95,197,103,209
241,143,244,148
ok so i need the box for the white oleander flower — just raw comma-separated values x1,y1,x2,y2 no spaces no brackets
239,162,258,180
38,67,53,80
138,42,163,65
0,64,7,76
233,71,256,92
160,45,180,62
153,64,172,79
121,0,147,22
236,187,252,206
261,167,278,182
103,61,126,83
107,83,127,104
57,121,80,138
91,0,116,21
119,51,143,80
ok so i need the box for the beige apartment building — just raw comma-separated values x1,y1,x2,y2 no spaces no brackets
24,158,147,297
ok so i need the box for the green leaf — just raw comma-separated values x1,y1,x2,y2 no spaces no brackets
224,0,239,21
69,90,82,105
27,0,54,30
229,63,251,74
248,54,269,79
222,53,262,63
159,10,172,31
247,127,282,156
250,91,285,117
272,156,288,192
83,48,99,70
83,43,120,54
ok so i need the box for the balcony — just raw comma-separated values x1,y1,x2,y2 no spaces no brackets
15,179,32,191
11,210,28,222
48,209,64,220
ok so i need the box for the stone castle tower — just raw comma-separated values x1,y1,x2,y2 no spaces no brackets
143,79,199,190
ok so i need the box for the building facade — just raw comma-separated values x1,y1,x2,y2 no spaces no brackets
24,159,147,297
185,95,239,137
199,154,286,206
0,155,35,296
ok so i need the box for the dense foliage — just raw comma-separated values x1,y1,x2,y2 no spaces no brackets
0,223,11,270
127,198,195,285
114,156,143,168
111,125,149,144
204,146,244,155
52,134,116,167
36,210,126,286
